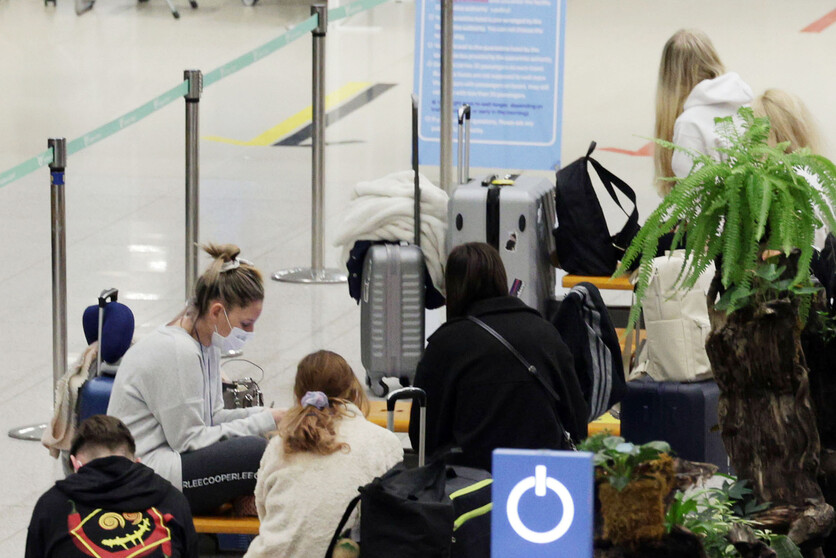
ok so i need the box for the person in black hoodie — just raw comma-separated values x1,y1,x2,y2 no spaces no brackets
26,415,198,558
409,242,588,471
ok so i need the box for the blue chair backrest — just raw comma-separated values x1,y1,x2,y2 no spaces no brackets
82,301,135,365
77,298,134,423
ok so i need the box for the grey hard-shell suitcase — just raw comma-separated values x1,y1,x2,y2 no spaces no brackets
447,105,556,317
360,96,426,397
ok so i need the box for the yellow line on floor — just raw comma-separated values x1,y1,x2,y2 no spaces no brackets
204,81,372,146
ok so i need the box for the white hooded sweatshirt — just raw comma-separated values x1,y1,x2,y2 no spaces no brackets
671,72,754,178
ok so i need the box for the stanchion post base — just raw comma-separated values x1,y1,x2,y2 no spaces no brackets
8,423,48,441
272,268,347,284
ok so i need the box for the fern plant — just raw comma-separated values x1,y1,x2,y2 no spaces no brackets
620,107,836,329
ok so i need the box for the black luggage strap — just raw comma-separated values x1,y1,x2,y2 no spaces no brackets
585,142,640,253
324,494,361,558
485,188,501,250
467,316,576,450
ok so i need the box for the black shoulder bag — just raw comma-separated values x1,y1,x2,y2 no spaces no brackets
467,316,577,450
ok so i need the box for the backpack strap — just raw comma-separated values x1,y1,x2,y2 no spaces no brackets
466,316,576,450
585,144,640,255
324,494,361,558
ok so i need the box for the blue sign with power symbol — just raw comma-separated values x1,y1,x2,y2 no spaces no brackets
492,449,593,557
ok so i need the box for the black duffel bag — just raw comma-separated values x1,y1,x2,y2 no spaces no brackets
325,460,492,558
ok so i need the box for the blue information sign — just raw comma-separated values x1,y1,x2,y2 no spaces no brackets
414,0,566,170
492,449,593,557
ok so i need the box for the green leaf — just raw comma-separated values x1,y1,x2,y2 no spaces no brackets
754,263,784,282
643,440,672,453
770,535,804,558
609,475,629,492
602,436,625,450
792,286,821,295
615,442,637,455
726,479,753,500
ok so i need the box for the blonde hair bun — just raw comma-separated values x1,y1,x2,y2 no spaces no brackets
202,243,241,263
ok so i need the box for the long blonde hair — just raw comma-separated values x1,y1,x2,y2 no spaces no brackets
279,351,370,455
752,89,822,154
654,29,725,196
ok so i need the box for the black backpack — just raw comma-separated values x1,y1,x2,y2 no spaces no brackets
553,141,640,276
325,461,492,558
552,282,626,420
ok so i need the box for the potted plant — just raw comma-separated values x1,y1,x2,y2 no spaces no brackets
620,107,836,543
580,434,675,547
666,477,803,558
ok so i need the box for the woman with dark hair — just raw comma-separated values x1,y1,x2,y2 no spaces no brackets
409,242,587,471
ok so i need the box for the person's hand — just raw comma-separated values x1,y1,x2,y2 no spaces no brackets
270,407,286,426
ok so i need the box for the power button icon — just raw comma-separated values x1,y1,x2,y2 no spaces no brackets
506,465,574,544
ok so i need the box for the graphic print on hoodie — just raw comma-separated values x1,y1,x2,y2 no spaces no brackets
67,504,175,558
26,456,198,558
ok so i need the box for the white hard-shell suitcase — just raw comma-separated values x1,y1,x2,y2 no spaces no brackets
447,106,557,316
360,96,426,396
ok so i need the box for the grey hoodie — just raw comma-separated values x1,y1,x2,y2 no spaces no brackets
107,325,274,489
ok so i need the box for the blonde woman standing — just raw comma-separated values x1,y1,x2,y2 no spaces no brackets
245,351,402,558
108,244,283,514
654,29,753,195
753,88,822,154
753,89,826,249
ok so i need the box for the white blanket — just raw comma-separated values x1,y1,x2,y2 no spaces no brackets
333,171,449,292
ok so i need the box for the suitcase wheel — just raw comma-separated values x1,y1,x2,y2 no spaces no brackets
367,376,389,397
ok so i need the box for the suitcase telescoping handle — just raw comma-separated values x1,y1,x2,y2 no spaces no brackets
387,386,427,467
96,288,119,377
457,104,471,185
411,94,421,248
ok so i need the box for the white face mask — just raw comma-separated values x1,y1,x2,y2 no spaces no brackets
211,306,254,353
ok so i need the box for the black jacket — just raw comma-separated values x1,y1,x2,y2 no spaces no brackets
26,456,198,558
409,296,588,471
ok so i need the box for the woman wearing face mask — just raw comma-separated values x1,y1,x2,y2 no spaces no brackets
108,243,282,514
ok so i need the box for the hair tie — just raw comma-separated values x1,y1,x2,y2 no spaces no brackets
301,391,329,410
220,257,253,273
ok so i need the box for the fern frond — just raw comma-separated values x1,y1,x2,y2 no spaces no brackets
623,106,836,329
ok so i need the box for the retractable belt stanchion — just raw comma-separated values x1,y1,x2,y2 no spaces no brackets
273,3,346,285
439,0,454,194
9,138,67,441
184,69,202,300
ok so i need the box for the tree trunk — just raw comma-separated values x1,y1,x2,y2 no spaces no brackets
801,294,836,554
705,278,823,506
